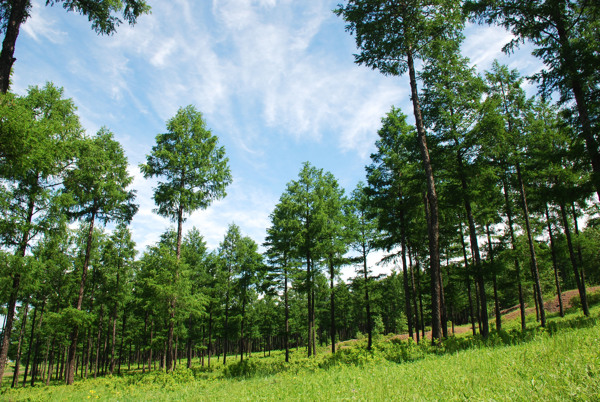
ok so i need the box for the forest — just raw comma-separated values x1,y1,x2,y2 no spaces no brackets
0,0,599,399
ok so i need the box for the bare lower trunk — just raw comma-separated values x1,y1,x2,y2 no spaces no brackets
407,47,441,342
67,214,96,385
502,175,526,331
545,203,564,317
329,258,336,354
516,163,545,327
560,202,589,315
11,301,29,388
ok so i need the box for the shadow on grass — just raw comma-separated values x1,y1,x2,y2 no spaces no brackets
221,312,599,378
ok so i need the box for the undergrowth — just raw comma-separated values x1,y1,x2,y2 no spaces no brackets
1,304,598,400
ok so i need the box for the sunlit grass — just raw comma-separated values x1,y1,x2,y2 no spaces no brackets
2,300,598,401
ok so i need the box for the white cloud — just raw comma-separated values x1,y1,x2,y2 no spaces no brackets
21,2,68,44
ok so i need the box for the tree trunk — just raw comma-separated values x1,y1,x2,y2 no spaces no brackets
408,246,420,343
23,298,44,386
306,247,313,357
0,195,35,385
486,224,502,332
545,203,564,317
240,299,246,362
0,0,28,93
502,175,526,330
559,202,589,315
399,209,413,340
571,203,586,290
67,213,96,385
329,257,336,354
94,305,104,379
284,265,290,362
459,221,477,336
118,309,126,375
362,243,372,350
11,300,29,388
457,152,489,337
407,48,442,343
515,163,546,327
551,4,600,201
207,310,213,367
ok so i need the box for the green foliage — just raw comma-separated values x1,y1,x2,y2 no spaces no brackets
140,105,232,223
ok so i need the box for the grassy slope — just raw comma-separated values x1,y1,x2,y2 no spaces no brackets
2,306,599,401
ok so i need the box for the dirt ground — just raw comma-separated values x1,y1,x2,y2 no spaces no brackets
387,285,600,343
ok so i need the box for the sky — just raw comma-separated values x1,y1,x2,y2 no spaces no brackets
12,0,542,278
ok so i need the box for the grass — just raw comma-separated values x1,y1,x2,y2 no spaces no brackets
1,304,599,400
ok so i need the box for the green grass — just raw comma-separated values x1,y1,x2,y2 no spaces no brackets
2,306,599,401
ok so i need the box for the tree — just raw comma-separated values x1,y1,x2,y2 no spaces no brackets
336,0,464,342
62,128,137,384
264,193,299,362
0,83,82,385
101,223,136,374
483,62,546,328
140,104,231,371
0,0,150,93
319,171,349,354
282,162,330,356
420,40,490,337
366,107,424,341
466,0,600,200
348,183,379,350
236,235,263,362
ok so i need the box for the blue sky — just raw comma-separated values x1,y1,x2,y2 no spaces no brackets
12,0,541,277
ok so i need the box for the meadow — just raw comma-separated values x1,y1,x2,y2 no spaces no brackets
1,302,598,401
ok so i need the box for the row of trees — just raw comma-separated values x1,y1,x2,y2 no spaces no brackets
0,0,598,388
336,0,600,341
0,78,599,386
0,86,232,384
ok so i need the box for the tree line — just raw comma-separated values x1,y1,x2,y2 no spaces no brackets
0,0,598,388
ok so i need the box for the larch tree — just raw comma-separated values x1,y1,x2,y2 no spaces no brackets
348,183,379,350
264,193,299,362
0,83,82,385
140,104,231,371
319,171,349,354
335,0,464,342
365,107,423,342
284,162,328,356
420,39,490,337
62,128,137,385
0,0,150,93
484,61,546,328
101,223,136,375
466,0,600,200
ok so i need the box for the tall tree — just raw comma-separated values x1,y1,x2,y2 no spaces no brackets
101,223,136,374
348,183,379,350
0,0,150,93
62,128,137,385
366,107,424,341
336,0,464,342
484,62,546,327
420,40,490,337
141,104,232,371
320,171,349,354
264,194,298,362
0,83,82,384
467,0,600,200
283,162,329,356
218,223,242,365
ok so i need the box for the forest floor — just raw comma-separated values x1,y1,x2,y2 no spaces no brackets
364,285,600,344
2,301,598,401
